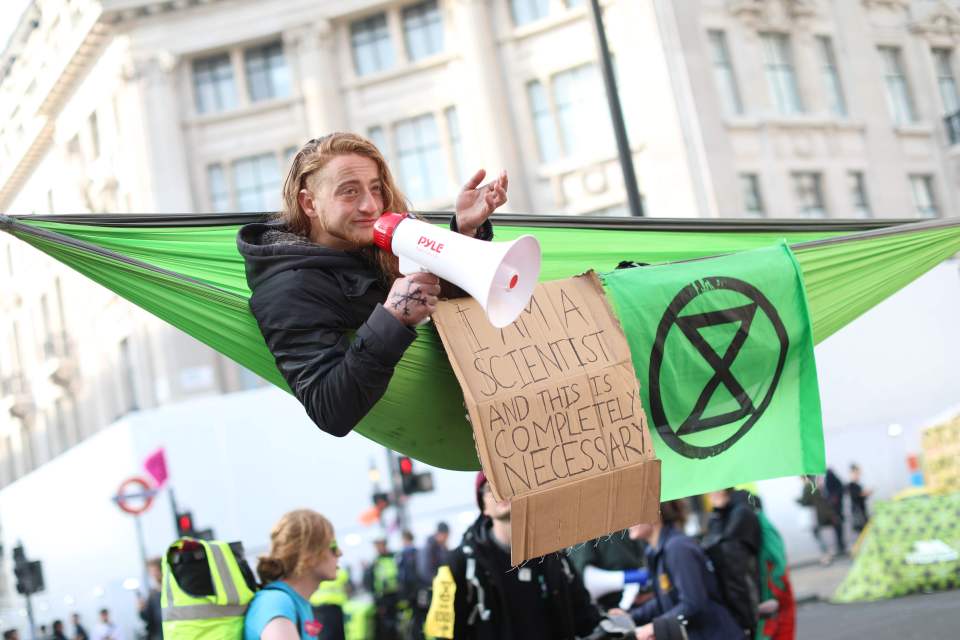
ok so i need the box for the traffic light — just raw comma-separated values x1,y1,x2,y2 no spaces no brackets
176,511,195,537
397,456,434,495
12,544,44,596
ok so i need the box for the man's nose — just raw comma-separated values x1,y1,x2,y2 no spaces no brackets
358,189,380,213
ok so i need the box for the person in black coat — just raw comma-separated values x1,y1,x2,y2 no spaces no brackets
702,489,761,636
425,472,604,640
237,132,507,438
624,500,743,640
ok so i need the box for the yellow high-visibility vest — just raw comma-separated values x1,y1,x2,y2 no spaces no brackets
161,538,256,640
310,568,349,607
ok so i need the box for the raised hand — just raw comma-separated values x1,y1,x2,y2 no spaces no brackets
455,168,508,237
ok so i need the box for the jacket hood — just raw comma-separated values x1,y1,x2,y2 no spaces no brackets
237,221,377,294
461,514,496,550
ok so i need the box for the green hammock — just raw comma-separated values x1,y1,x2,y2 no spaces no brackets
2,213,959,470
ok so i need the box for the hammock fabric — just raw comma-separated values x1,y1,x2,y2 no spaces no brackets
2,213,959,470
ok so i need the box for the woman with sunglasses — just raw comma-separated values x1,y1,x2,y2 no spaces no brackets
245,509,343,640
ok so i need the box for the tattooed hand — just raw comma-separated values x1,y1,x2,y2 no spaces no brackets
385,272,441,326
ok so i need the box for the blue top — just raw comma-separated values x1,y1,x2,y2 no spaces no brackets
243,581,315,640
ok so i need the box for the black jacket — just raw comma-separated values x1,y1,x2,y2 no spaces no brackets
436,515,601,640
237,218,489,438
701,491,760,633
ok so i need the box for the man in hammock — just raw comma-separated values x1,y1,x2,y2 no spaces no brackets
238,132,508,437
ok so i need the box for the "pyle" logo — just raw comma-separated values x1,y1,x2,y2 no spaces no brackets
418,236,445,254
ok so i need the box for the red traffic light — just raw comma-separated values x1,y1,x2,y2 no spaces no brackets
398,456,413,476
177,512,194,536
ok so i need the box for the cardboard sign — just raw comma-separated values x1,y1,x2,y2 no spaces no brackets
433,272,661,564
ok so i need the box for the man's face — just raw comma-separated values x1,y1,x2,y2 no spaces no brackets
481,484,511,521
436,531,449,547
99,611,109,623
708,491,730,509
301,154,384,250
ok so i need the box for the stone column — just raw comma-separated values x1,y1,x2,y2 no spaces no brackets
285,19,347,136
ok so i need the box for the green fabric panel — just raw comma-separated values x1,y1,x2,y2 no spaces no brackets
602,244,824,499
6,218,960,474
833,493,960,602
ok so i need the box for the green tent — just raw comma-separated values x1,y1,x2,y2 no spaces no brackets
834,492,960,601
2,213,959,473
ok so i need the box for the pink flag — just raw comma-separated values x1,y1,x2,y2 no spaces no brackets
144,448,168,487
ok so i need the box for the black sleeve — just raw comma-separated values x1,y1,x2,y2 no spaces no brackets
562,557,604,635
250,271,416,437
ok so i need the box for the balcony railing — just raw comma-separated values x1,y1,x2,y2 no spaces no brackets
945,109,960,146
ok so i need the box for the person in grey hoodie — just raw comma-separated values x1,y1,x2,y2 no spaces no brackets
237,132,506,437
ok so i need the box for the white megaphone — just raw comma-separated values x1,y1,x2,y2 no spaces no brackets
373,212,541,328
583,566,651,601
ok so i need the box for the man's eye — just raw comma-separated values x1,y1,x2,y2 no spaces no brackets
342,188,358,197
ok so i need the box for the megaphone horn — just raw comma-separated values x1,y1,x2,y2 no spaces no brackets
373,212,541,328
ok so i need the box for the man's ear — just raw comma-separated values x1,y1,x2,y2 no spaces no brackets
299,189,318,219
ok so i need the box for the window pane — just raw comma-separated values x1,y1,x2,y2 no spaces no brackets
193,53,236,114
553,64,614,157
445,106,466,183
527,80,560,162
245,42,291,102
708,31,743,116
403,0,444,62
792,172,826,217
739,173,765,217
232,153,281,212
761,33,803,115
207,164,230,213
848,171,871,218
879,46,916,125
352,14,395,76
933,48,960,114
367,126,387,154
511,0,549,26
394,114,447,203
817,36,846,117
909,175,938,218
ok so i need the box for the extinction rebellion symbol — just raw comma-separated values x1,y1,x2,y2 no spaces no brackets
648,277,789,459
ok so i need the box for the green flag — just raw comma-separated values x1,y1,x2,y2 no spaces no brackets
603,242,825,500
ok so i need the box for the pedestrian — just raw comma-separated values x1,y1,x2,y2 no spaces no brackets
623,500,743,640
91,609,123,640
410,522,451,639
702,489,761,636
396,530,422,640
238,132,507,438
364,537,401,640
847,463,873,533
424,471,607,639
823,469,847,555
71,613,89,640
138,558,163,640
38,625,49,640
797,476,840,565
244,509,341,640
309,568,350,640
51,621,69,640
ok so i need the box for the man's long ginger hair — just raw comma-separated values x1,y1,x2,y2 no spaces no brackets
280,132,407,281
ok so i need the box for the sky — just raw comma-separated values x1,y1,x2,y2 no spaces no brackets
1,0,35,54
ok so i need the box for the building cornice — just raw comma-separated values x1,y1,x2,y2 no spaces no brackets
860,0,911,13
725,0,819,31
909,1,960,43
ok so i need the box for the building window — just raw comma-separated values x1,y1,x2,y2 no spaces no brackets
848,171,871,218
403,0,444,62
244,41,290,102
817,36,846,117
740,173,765,217
761,33,803,115
527,80,560,162
394,113,447,203
351,14,395,76
511,0,549,26
909,175,938,218
708,30,743,116
792,172,826,217
193,53,237,114
367,126,387,154
233,153,281,212
878,46,915,125
933,48,960,114
207,164,230,213
445,106,466,183
553,64,614,158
